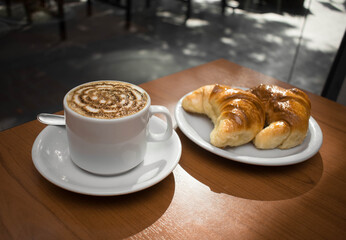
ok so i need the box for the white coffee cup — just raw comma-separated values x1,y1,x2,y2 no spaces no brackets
63,80,173,175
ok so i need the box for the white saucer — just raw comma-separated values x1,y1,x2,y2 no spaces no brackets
175,91,323,166
32,116,181,196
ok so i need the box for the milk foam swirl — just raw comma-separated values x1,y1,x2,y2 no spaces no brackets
66,81,148,119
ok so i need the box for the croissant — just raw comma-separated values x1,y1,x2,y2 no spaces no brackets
250,84,311,149
182,84,265,148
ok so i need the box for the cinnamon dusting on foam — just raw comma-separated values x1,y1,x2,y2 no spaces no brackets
66,81,148,119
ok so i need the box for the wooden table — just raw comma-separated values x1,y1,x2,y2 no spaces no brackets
1,59,345,239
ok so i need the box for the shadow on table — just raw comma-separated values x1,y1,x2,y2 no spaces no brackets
37,172,175,239
177,129,323,201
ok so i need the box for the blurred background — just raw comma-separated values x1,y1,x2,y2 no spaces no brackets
1,0,346,131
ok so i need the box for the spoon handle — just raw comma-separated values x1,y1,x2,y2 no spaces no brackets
37,113,66,126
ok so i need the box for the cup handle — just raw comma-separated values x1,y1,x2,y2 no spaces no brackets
147,105,173,142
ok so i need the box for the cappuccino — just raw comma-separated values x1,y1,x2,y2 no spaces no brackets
66,81,148,119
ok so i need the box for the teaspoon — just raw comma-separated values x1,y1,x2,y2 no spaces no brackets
37,113,66,126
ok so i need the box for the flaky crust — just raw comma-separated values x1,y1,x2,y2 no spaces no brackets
182,84,265,148
250,84,311,149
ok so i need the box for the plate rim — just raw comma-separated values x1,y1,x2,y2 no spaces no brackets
31,117,182,196
175,91,323,166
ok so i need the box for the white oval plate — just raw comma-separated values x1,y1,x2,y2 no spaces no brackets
175,92,323,166
32,116,181,196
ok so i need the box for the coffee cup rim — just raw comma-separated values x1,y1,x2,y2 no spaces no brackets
63,80,151,122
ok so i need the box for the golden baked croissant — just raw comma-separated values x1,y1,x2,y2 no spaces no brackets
182,84,265,148
250,84,311,149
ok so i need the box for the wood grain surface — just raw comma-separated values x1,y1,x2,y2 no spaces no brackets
1,59,345,239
